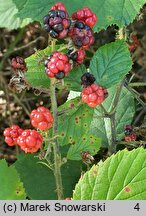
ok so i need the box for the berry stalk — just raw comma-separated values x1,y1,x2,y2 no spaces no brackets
107,81,124,155
49,40,64,199
50,78,64,199
105,114,117,156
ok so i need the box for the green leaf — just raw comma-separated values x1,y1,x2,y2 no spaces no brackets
15,153,85,199
25,46,52,89
58,97,94,146
90,86,135,147
0,0,31,29
13,0,54,24
73,147,146,200
87,0,145,32
67,135,101,160
0,159,26,199
67,91,81,101
61,160,86,198
90,39,132,88
13,0,145,31
15,154,57,199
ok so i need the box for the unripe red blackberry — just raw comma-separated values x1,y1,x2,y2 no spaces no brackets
128,34,139,52
124,133,137,142
72,7,97,27
30,106,54,131
11,56,27,71
68,21,95,50
51,2,67,11
17,129,43,153
3,125,23,146
81,72,96,87
81,84,108,108
80,151,94,164
43,4,71,39
45,51,71,79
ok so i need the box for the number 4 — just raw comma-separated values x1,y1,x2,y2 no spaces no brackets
134,203,140,211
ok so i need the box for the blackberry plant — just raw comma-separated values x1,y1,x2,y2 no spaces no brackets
1,0,146,201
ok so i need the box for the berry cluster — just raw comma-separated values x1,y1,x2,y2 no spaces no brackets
43,3,97,79
81,83,108,108
3,125,23,146
11,56,27,71
17,129,43,153
3,106,53,153
30,106,54,130
45,51,71,79
43,2,71,39
124,125,137,142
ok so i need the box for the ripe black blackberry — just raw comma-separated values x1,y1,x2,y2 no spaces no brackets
81,72,96,87
43,9,71,39
67,49,85,64
124,125,133,135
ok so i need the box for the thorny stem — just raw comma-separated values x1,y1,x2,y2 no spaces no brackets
117,140,146,147
102,81,124,156
129,82,146,87
49,40,64,200
105,114,117,156
125,81,146,109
